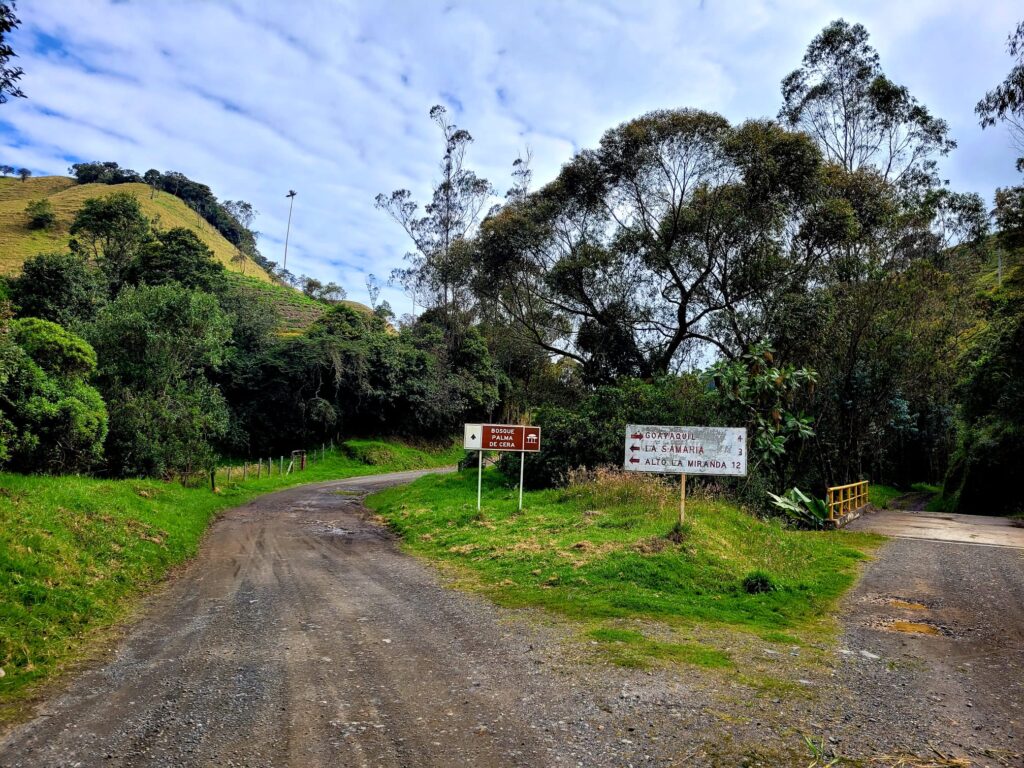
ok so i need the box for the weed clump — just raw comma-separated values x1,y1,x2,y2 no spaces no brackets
743,570,776,594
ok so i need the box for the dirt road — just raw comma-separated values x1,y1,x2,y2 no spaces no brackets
3,471,1023,767
1,469,574,768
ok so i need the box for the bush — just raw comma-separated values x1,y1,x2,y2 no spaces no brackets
767,487,830,529
25,198,56,229
9,252,107,327
0,317,107,473
501,376,713,488
343,441,396,466
742,571,776,594
86,284,231,477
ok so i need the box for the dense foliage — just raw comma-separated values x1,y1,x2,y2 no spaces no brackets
0,312,107,472
3,183,504,478
3,17,1022,518
68,162,269,272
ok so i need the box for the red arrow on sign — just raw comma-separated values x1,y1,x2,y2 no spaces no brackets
630,432,643,440
629,445,640,452
629,457,640,464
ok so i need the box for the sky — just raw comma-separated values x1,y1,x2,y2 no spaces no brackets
1,0,1021,311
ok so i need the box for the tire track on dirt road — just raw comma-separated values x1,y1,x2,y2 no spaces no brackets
0,469,575,768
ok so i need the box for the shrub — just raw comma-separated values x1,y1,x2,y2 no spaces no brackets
767,487,830,529
343,441,396,466
742,571,776,594
25,198,56,229
0,317,107,473
502,376,713,488
9,252,107,327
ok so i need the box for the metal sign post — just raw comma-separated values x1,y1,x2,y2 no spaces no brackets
464,423,541,511
519,451,525,511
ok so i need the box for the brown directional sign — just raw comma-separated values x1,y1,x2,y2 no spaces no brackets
479,424,541,452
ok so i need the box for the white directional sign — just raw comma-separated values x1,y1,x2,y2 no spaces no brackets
464,423,483,450
624,425,747,477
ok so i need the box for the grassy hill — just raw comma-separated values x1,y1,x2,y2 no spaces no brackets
227,274,374,335
0,176,272,282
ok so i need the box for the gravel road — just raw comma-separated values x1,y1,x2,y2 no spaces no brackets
2,471,1022,767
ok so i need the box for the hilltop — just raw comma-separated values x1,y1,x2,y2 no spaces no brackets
0,176,273,281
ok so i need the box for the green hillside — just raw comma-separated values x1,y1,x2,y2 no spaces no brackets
0,176,272,282
227,275,374,334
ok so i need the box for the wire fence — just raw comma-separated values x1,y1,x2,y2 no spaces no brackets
205,441,336,491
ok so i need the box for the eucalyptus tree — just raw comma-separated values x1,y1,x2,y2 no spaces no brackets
978,20,1024,251
474,109,827,382
376,104,493,344
977,20,1024,160
780,19,955,192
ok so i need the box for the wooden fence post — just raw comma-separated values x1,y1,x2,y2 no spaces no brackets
210,469,216,492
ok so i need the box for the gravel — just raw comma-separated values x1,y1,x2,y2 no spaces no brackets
2,473,1021,767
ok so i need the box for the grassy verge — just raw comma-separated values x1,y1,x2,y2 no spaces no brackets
869,484,904,509
367,468,882,667
0,439,457,715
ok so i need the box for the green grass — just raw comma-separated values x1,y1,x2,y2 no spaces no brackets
0,177,272,281
586,627,733,669
868,484,904,509
366,469,882,664
227,274,374,336
0,439,458,715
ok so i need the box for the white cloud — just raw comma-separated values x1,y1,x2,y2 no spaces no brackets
1,0,1020,312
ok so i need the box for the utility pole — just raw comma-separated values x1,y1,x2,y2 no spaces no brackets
283,190,297,272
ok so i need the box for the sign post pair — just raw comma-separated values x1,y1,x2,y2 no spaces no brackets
624,425,747,524
464,424,541,511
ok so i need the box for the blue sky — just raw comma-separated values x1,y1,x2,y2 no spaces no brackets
1,0,1021,310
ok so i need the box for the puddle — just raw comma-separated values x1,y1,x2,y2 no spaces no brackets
870,618,952,637
887,599,929,612
888,621,942,636
862,594,936,611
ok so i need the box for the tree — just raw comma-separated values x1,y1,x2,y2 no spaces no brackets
24,198,55,229
780,19,955,191
0,164,13,176
16,167,29,181
86,284,232,478
978,20,1024,252
705,343,816,487
944,290,1024,515
0,317,108,473
69,192,153,287
131,226,226,292
9,251,106,326
0,2,25,104
977,20,1024,159
376,104,494,343
365,273,381,309
300,275,346,303
475,110,826,380
68,161,142,185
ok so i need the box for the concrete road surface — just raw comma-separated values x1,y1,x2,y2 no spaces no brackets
847,507,1024,548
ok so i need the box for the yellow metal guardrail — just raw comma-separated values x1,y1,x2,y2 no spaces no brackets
827,480,869,521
